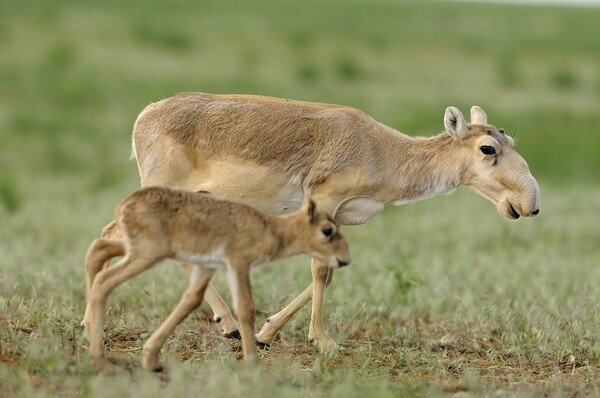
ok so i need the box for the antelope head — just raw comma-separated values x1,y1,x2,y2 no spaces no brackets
444,106,540,220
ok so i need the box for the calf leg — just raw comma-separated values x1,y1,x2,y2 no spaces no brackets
81,221,123,328
82,238,126,334
307,259,336,353
143,266,215,371
88,253,158,365
228,267,257,362
179,262,240,338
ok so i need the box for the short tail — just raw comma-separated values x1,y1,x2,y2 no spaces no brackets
101,219,121,239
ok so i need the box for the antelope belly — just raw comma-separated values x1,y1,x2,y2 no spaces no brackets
191,160,304,215
334,197,384,225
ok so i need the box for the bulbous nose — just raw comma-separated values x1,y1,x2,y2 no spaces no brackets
337,258,350,267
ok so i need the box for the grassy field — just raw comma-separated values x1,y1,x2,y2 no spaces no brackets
1,0,600,396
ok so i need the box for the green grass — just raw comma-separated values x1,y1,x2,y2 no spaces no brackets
1,0,600,396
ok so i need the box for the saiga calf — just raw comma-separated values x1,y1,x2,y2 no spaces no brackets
83,187,351,371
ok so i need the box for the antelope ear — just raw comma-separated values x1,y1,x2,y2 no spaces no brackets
444,106,470,139
470,105,488,125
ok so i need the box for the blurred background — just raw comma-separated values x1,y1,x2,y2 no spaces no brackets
1,0,599,217
2,0,600,321
3,0,600,323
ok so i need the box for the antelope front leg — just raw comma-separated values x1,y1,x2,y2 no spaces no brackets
179,263,240,338
255,283,312,346
307,258,337,354
255,258,337,354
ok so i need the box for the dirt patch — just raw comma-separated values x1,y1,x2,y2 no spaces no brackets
44,314,600,393
0,346,21,365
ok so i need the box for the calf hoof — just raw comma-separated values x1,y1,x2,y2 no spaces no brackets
224,329,241,340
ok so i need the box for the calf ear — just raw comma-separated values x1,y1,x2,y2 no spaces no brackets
470,105,488,125
444,106,470,139
307,199,317,222
302,197,317,222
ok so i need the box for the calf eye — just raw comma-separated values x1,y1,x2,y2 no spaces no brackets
480,145,496,155
322,227,333,237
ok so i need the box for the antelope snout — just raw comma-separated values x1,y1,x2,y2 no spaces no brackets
527,208,540,217
337,258,351,267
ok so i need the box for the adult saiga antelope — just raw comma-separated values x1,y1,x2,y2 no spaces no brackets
84,187,351,371
99,92,540,353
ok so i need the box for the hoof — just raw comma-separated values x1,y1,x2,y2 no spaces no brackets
225,330,241,340
143,359,165,373
308,332,339,356
256,340,270,350
151,364,164,373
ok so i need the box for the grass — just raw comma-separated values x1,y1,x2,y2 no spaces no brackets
2,185,600,397
1,0,600,396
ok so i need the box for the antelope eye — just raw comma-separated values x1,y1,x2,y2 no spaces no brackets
322,227,334,237
480,145,496,155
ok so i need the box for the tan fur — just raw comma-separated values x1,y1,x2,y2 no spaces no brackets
83,187,350,371
117,92,540,352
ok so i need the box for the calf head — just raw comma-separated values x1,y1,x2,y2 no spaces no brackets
297,198,352,268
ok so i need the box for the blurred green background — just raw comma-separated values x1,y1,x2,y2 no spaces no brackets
1,0,600,396
1,0,600,217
